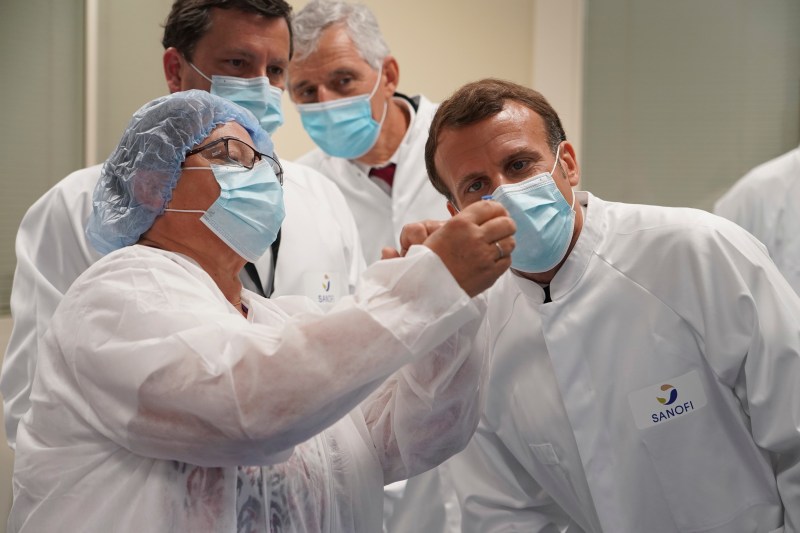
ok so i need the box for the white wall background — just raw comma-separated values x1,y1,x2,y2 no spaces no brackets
582,0,800,210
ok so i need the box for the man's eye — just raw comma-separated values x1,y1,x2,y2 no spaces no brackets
295,87,316,102
228,59,245,68
267,66,284,78
466,181,484,194
510,160,529,172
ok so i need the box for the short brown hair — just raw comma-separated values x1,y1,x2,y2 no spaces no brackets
425,78,567,202
162,0,294,61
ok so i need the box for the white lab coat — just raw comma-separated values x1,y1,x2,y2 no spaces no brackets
9,244,486,532
1,160,365,448
714,146,800,294
445,192,799,532
297,95,451,264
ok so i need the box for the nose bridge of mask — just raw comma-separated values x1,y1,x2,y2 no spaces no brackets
210,163,271,195
165,162,275,208
491,144,564,200
296,64,384,112
188,62,284,135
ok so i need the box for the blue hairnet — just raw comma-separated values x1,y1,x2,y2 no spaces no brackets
86,89,273,254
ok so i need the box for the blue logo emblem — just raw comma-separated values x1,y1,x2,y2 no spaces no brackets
657,384,678,406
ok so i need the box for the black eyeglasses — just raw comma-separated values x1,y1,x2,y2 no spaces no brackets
186,136,284,184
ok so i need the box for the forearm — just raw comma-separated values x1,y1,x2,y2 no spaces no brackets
67,246,480,466
361,301,488,483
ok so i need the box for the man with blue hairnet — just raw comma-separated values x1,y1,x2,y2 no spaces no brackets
8,90,516,532
2,0,364,452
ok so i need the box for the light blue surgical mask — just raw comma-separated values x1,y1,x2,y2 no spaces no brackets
489,147,575,274
295,67,388,159
190,63,284,135
166,161,285,262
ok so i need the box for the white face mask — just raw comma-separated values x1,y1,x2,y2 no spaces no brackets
165,162,285,262
189,62,284,135
489,146,575,273
294,66,388,159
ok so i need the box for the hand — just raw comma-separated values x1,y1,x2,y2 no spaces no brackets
381,220,446,259
424,201,515,297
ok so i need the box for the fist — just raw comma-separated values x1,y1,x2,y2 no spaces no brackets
424,201,515,297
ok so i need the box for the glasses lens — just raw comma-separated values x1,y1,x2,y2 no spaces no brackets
223,138,258,169
189,137,281,182
196,139,229,165
193,137,257,169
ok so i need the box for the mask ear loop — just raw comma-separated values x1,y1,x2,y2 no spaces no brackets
163,166,214,214
369,64,389,128
551,143,576,210
549,144,563,177
188,61,213,83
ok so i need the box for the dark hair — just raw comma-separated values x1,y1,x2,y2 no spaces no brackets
425,78,567,202
162,0,294,60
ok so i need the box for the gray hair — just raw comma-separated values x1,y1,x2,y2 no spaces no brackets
292,1,390,69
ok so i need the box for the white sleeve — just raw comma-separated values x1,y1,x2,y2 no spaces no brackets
708,233,800,533
684,221,800,529
51,245,482,468
713,171,776,252
447,423,571,533
359,299,487,484
1,167,101,448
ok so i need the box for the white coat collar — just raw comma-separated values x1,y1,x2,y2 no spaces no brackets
351,94,429,172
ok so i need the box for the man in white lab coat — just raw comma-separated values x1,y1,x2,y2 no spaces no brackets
714,146,800,294
417,78,800,532
1,0,365,449
287,3,457,529
287,0,450,265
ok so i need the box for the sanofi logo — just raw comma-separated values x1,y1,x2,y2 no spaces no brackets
628,370,708,429
304,271,341,307
656,384,678,406
318,273,335,304
322,274,331,293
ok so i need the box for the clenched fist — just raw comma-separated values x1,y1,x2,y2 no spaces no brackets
383,201,515,297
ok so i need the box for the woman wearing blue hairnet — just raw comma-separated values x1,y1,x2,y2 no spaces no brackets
8,90,516,532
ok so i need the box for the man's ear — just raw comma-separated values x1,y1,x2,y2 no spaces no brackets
446,200,459,217
381,55,400,95
163,47,184,94
559,141,581,187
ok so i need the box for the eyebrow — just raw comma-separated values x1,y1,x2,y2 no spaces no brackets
216,47,289,68
217,46,256,60
500,148,546,169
